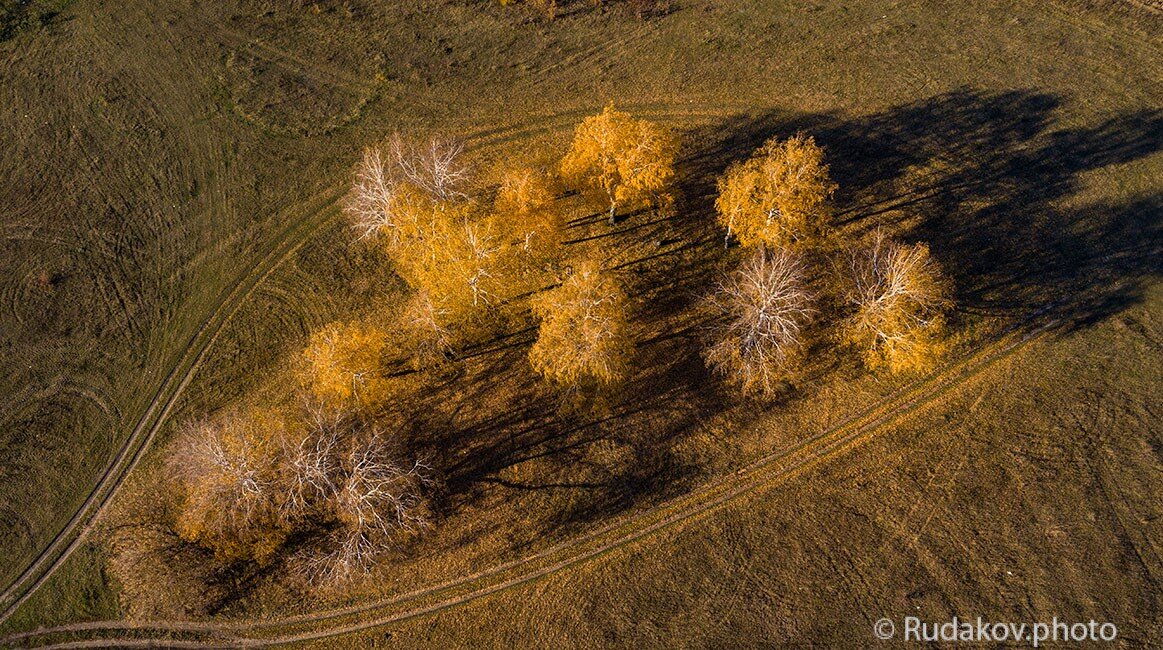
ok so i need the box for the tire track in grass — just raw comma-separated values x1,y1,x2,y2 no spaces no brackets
216,26,381,97
0,185,348,625
3,313,1059,648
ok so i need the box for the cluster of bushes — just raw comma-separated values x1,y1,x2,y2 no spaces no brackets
107,404,434,617
107,104,952,616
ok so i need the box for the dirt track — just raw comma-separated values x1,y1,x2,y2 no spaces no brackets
0,99,757,629
1,310,1059,648
0,188,347,624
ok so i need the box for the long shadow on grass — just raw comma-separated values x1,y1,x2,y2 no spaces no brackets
416,87,1161,550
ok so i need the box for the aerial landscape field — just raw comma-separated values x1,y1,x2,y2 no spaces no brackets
0,0,1159,647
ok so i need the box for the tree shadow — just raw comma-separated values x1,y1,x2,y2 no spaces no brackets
415,87,1162,551
852,93,1157,330
682,87,1161,329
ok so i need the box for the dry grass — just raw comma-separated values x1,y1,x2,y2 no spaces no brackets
318,287,1161,647
0,0,1159,643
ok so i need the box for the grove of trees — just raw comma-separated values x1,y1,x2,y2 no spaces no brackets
707,133,952,393
109,105,956,616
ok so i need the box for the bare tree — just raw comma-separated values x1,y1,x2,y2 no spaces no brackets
386,133,471,200
333,434,432,538
704,246,817,396
345,145,398,241
343,132,471,241
400,289,457,368
839,229,952,373
300,430,433,585
279,405,343,521
166,410,290,563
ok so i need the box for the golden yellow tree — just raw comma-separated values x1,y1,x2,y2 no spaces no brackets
396,204,513,327
300,320,390,406
347,133,569,362
839,229,952,374
715,134,836,248
494,165,565,284
561,104,678,223
166,409,292,564
387,171,564,355
529,261,634,398
494,165,555,216
705,246,817,396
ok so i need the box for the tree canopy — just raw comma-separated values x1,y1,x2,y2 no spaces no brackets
561,104,678,223
838,230,952,374
529,261,634,398
715,134,836,248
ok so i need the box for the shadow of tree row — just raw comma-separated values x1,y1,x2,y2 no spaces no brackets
414,87,1162,550
684,88,1162,327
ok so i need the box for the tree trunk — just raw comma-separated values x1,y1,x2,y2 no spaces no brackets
606,185,617,224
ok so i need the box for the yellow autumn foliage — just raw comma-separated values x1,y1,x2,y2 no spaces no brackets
384,174,564,350
347,133,567,360
168,408,293,564
494,166,555,216
301,320,390,406
494,166,565,277
561,104,678,222
715,134,836,248
838,230,952,374
529,261,633,395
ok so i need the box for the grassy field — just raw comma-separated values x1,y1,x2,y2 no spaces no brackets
0,0,1158,645
315,284,1161,648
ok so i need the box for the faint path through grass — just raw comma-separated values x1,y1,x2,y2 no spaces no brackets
0,306,1061,648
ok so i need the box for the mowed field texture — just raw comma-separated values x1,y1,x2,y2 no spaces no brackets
0,0,1160,646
